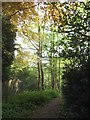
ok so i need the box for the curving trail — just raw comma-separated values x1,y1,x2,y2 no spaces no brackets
31,97,61,118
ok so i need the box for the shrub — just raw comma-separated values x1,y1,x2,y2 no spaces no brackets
61,60,89,118
2,90,59,118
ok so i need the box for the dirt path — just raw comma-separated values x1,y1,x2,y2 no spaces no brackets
31,97,61,118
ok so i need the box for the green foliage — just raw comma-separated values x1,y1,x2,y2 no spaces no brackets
59,99,84,118
2,1,89,118
2,16,16,81
9,66,38,93
2,90,59,118
61,2,89,118
16,67,38,91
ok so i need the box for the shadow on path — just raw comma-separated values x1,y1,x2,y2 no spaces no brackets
31,97,61,118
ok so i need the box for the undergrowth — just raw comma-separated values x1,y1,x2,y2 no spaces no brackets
2,89,59,118
58,98,88,118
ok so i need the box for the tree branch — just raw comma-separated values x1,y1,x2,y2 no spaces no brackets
30,40,39,50
5,3,40,20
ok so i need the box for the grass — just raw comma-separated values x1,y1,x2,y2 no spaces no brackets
2,89,60,118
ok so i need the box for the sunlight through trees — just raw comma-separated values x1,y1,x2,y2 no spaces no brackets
2,0,89,118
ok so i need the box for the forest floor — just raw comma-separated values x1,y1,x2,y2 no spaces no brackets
31,97,61,118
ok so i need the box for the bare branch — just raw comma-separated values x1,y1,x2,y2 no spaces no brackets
30,40,39,50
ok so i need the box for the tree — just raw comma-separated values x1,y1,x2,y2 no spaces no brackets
2,16,16,102
61,1,89,117
2,2,38,26
2,16,16,81
2,2,45,90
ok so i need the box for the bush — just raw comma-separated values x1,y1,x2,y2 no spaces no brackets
2,90,59,118
17,67,38,91
61,60,89,118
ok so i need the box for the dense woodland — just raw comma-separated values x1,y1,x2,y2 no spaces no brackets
2,1,89,118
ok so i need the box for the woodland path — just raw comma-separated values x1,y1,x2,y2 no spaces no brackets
31,97,61,118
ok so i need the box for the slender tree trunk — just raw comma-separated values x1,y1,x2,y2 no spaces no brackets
52,32,55,89
40,44,44,90
40,60,44,90
56,33,59,91
50,57,53,89
37,6,44,90
38,8,41,90
56,48,58,90
38,61,40,90
50,36,53,89
48,69,49,87
40,23,44,90
52,64,54,89
59,55,60,90
59,33,61,91
38,39,41,90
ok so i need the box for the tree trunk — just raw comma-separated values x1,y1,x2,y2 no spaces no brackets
2,80,9,103
40,60,44,90
40,24,44,90
58,39,61,91
52,32,55,89
55,32,59,91
48,68,50,88
37,8,44,90
40,40,44,90
50,57,53,89
38,61,40,90
38,17,41,90
52,64,54,89
56,56,59,91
